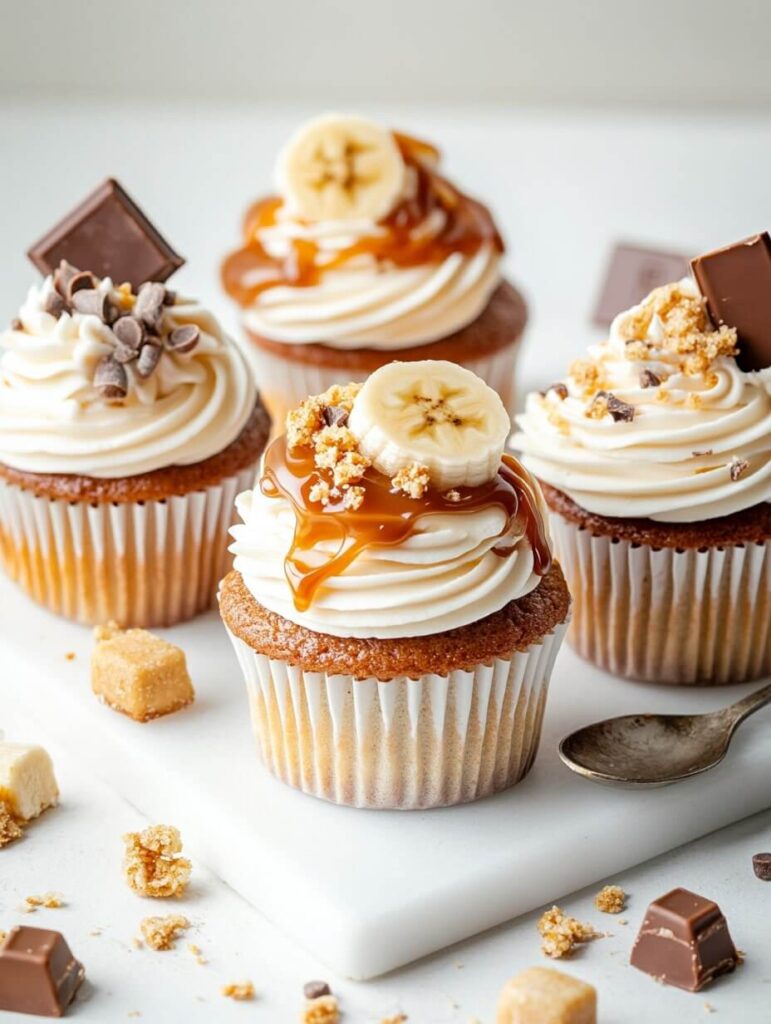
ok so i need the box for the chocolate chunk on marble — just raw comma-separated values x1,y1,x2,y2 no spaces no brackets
27,178,184,289
630,887,739,991
593,242,690,327
0,926,84,1017
691,232,771,372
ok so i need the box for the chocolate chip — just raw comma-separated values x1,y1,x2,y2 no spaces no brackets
71,288,110,320
322,404,349,428
136,341,162,378
639,369,661,388
94,355,128,399
598,390,635,422
162,289,177,306
753,852,771,880
10,317,23,331
134,282,166,331
303,981,331,1000
53,259,80,297
43,291,68,317
542,382,569,400
730,457,749,481
113,315,145,351
66,270,98,303
166,324,200,353
113,343,140,364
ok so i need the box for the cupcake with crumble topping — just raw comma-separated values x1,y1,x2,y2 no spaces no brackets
0,181,270,627
221,114,527,426
514,247,771,685
220,360,569,809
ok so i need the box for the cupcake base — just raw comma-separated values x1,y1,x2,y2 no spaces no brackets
244,281,527,427
542,484,771,686
219,565,570,809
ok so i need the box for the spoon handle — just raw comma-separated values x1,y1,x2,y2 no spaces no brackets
724,681,771,728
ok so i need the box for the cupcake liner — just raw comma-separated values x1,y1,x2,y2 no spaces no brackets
224,621,568,809
244,338,521,429
0,465,257,628
550,513,771,685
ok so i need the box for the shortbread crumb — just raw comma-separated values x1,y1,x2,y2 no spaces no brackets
569,358,605,396
594,884,626,914
221,981,255,1001
0,801,22,848
343,485,366,510
309,480,332,506
303,994,340,1024
123,824,191,899
25,892,64,909
286,383,362,449
391,461,430,499
537,905,600,959
188,942,207,965
139,914,189,951
381,1015,408,1023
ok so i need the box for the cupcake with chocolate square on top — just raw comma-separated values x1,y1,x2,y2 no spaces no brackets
514,234,771,685
220,359,569,809
221,114,527,426
0,179,270,627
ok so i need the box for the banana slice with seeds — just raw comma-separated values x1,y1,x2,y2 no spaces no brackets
348,360,510,489
277,114,406,223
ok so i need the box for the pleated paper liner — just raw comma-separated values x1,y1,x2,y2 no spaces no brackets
225,622,568,810
550,513,771,685
0,465,257,628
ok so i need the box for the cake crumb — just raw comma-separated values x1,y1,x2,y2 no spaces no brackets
25,892,64,909
188,942,207,965
0,801,23,848
139,914,189,951
569,358,605,396
381,1015,408,1023
64,651,76,661
123,824,192,899
302,993,340,1024
309,480,332,506
221,981,255,1001
343,485,366,511
286,383,362,449
704,1003,716,1014
537,905,600,959
594,884,627,914
391,461,430,499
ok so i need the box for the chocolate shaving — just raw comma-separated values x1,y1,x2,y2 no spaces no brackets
595,390,635,422
166,324,200,354
113,316,145,352
322,405,349,428
134,282,166,331
303,981,331,1000
94,355,128,399
71,288,111,320
753,853,771,880
162,289,177,306
543,382,569,400
730,457,749,482
136,342,162,378
53,259,80,297
66,270,98,303
639,369,661,388
43,291,68,317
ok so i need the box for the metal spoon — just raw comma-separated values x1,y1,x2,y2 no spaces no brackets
559,681,771,787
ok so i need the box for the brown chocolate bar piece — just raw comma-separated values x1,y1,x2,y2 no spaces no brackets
593,242,690,327
630,887,738,992
0,926,84,1017
27,178,184,289
691,232,771,371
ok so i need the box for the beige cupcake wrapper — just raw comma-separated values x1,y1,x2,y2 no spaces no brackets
244,338,522,430
550,513,771,685
225,621,568,809
0,466,257,627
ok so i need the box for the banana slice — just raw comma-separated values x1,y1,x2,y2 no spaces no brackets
348,360,510,489
277,114,406,222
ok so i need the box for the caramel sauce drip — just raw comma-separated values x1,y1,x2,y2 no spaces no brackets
260,436,551,613
222,133,504,308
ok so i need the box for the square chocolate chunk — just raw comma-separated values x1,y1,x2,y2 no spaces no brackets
27,178,184,289
0,926,84,1017
593,242,690,327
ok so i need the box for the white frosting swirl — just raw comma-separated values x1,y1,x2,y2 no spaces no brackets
242,172,501,350
513,279,771,522
230,478,543,639
0,277,256,477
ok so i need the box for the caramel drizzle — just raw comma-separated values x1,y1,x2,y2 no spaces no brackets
260,436,551,613
222,133,504,308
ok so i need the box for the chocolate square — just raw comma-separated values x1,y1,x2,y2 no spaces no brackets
0,926,85,1017
593,242,690,327
691,232,771,371
27,178,184,289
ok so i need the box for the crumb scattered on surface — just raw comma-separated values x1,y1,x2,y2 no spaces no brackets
188,942,207,965
704,1003,716,1014
595,884,627,914
391,461,430,499
139,914,189,951
302,994,340,1024
380,1015,408,1023
221,981,255,1001
736,948,746,965
0,802,23,848
25,892,64,909
123,824,192,899
537,905,600,959
64,651,76,661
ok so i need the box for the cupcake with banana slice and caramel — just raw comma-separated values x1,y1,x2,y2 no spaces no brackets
221,114,527,426
220,360,569,810
0,179,270,627
514,235,771,685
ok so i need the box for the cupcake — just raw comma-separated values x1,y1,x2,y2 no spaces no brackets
220,359,569,809
0,180,270,627
221,114,527,426
514,247,771,686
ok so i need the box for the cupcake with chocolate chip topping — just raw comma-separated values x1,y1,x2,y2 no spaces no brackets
221,114,527,426
0,184,270,627
514,254,771,685
220,360,569,809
